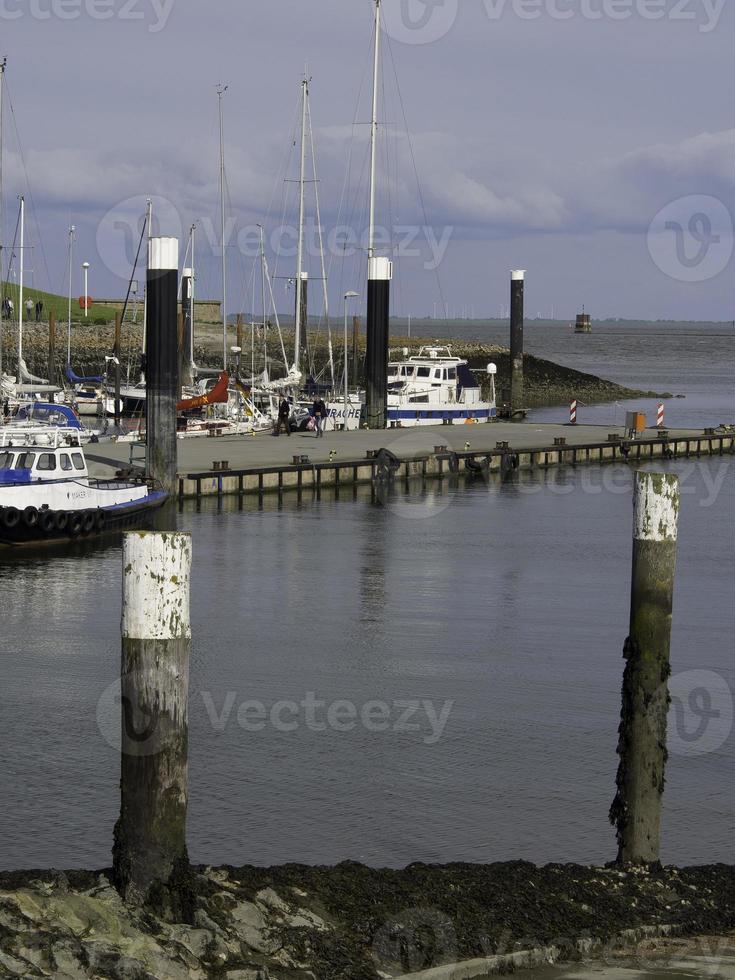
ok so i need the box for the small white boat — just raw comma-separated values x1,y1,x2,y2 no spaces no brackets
0,427,167,548
386,346,497,426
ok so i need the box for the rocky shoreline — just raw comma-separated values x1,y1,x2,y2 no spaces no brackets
1,324,664,410
1,861,733,979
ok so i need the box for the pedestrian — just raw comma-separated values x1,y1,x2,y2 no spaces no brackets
2,398,9,421
1,297,8,318
312,394,328,438
274,396,291,437
6,297,13,318
24,297,33,321
35,300,43,322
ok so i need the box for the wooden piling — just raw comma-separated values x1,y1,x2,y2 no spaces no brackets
610,471,679,865
146,237,179,495
510,270,525,415
113,531,192,908
47,310,56,385
114,312,122,428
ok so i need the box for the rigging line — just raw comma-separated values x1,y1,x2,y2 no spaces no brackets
384,30,448,321
263,251,287,367
4,77,52,292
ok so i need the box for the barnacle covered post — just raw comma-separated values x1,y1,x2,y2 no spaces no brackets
113,531,192,907
610,472,679,865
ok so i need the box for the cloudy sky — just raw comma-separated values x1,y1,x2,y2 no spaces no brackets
1,0,734,321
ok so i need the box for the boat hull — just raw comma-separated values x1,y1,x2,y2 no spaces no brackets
387,407,497,425
0,492,168,549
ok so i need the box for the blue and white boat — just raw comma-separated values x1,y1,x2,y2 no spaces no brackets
386,346,497,426
0,427,167,548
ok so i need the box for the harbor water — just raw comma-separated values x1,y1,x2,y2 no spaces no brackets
0,322,733,872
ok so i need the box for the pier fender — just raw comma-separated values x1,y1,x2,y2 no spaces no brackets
375,448,401,482
500,452,520,482
464,456,488,477
1,506,20,529
22,506,39,529
39,510,56,535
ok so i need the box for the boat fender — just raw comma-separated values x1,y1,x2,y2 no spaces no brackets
55,511,69,532
81,511,96,535
94,511,104,532
2,506,20,529
68,512,83,537
39,510,56,535
22,506,39,529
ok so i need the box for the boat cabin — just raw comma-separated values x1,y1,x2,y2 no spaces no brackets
0,429,88,482
388,346,489,407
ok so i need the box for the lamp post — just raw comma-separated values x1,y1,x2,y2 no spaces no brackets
82,261,90,318
343,291,359,430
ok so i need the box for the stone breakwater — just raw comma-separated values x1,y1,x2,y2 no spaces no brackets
2,323,661,408
0,862,734,979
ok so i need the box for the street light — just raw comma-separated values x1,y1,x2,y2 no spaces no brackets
82,261,90,318
343,291,359,430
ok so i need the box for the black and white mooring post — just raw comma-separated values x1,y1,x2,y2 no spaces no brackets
366,256,392,429
510,269,525,416
146,237,179,496
113,531,192,907
610,471,679,865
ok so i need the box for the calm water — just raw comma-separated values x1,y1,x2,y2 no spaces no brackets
0,323,733,872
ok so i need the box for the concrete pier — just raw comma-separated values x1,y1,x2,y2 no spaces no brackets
85,422,735,503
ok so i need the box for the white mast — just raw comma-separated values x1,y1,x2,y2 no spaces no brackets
217,84,228,372
190,223,196,372
141,197,151,379
368,0,381,260
294,76,308,373
67,224,74,363
18,194,24,369
258,223,266,377
0,58,6,378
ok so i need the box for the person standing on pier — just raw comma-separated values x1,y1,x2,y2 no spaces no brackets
35,300,43,322
312,395,327,438
275,397,291,436
25,297,33,321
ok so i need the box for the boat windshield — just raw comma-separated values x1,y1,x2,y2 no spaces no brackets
0,452,13,468
14,452,35,469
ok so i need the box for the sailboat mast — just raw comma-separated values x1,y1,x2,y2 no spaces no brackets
18,195,24,368
190,223,196,371
368,0,381,259
294,77,308,373
0,58,5,286
67,224,74,363
258,223,266,376
0,58,6,378
217,84,228,372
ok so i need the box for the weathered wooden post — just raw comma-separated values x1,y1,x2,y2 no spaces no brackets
510,270,525,416
114,312,122,429
113,531,192,908
610,471,679,865
146,237,179,495
47,310,56,385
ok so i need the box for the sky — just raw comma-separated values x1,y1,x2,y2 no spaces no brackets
1,0,734,322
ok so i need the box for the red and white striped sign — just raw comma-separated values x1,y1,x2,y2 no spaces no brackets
657,403,665,427
570,400,578,425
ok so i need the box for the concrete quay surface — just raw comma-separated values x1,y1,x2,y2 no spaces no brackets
87,422,716,477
